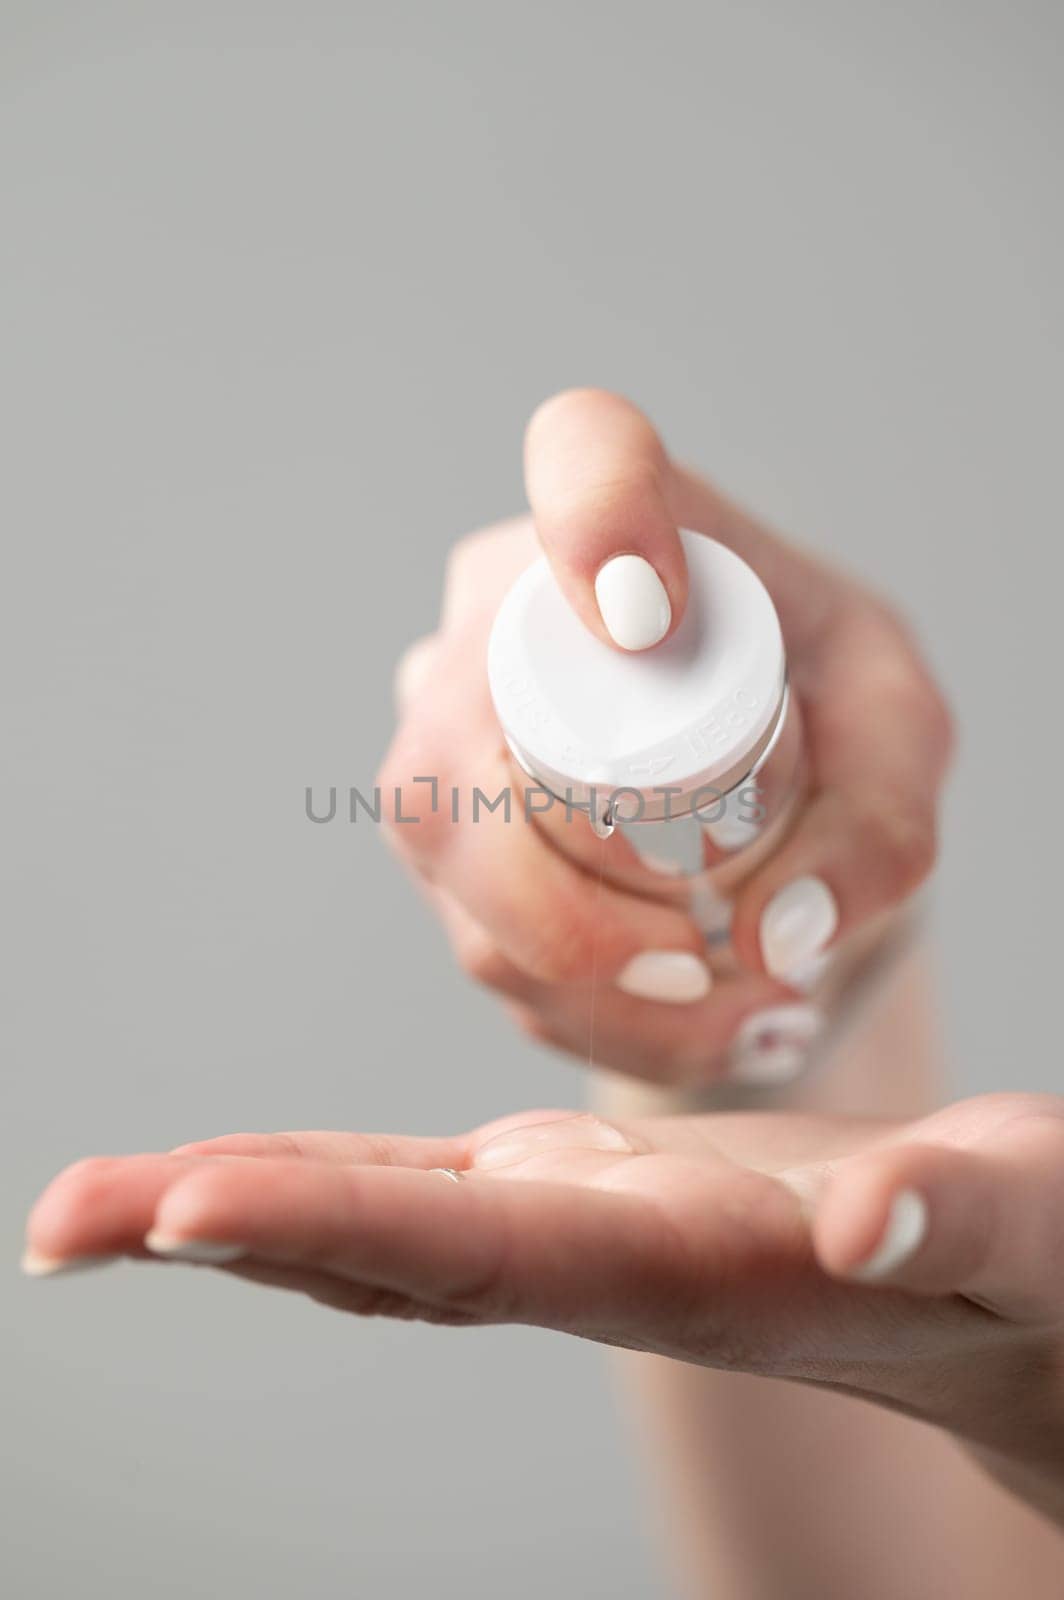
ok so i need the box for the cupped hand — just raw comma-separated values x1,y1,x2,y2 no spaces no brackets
379,389,952,1084
25,1093,1064,1523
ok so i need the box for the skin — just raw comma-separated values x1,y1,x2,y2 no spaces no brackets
25,392,1064,1590
379,389,952,1078
23,1091,1064,1533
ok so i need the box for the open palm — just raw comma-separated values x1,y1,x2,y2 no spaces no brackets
25,1092,1064,1522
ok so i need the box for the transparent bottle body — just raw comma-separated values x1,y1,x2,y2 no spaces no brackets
516,678,918,1112
517,685,808,987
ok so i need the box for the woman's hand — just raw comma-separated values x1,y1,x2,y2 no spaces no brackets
379,389,952,1083
24,1093,1064,1525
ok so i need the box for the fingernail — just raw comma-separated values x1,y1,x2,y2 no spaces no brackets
697,786,765,855
760,877,838,981
729,1003,824,1084
786,949,834,994
144,1232,245,1264
594,555,671,650
701,812,762,853
689,881,734,943
616,950,712,1004
849,1190,928,1282
624,818,700,876
474,1114,636,1172
21,1249,117,1278
625,835,686,876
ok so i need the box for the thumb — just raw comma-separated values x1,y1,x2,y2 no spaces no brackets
524,388,687,651
810,1106,1064,1322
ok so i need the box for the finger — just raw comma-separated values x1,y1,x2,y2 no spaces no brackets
143,1146,798,1340
731,602,952,981
432,883,804,1088
431,889,540,1001
812,1108,1064,1321
171,1129,470,1170
525,389,686,651
439,517,539,633
143,1155,674,1330
380,658,711,990
24,1153,228,1268
219,1259,480,1325
666,462,838,651
433,889,741,1066
503,968,797,1086
24,1131,473,1270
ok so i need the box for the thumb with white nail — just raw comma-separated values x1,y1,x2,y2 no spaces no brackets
380,388,952,1088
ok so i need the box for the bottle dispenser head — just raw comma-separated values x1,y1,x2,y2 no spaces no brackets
488,530,787,822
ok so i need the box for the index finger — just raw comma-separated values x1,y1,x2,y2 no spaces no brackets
524,388,687,651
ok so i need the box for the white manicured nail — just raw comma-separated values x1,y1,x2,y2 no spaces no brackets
701,811,762,853
786,949,834,994
21,1249,117,1278
594,555,671,650
850,1190,928,1282
760,876,838,981
729,1003,823,1084
689,881,734,942
616,950,711,1003
144,1232,245,1264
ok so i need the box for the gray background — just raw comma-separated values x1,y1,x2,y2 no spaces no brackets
2,2,1061,1595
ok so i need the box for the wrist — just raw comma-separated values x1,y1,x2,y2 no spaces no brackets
749,919,940,1119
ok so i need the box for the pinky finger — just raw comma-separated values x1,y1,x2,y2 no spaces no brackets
219,1260,482,1325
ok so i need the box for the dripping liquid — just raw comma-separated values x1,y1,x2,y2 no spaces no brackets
586,800,614,1072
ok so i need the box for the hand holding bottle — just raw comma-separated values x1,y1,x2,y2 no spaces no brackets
380,389,952,1083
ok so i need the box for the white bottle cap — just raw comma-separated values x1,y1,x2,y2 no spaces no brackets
487,530,787,820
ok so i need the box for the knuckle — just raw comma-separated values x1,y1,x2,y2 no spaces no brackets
522,908,601,984
262,1132,305,1159
897,667,956,770
443,533,477,595
375,749,453,859
525,901,652,986
860,601,956,765
526,943,584,986
659,1048,712,1089
455,932,513,992
444,526,502,597
505,1004,557,1046
861,803,938,894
